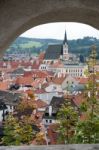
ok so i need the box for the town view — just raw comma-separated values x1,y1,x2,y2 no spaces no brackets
0,23,99,145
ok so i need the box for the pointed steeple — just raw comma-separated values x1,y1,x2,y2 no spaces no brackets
62,29,69,59
63,30,68,44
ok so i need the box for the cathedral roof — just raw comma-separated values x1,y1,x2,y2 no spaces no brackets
44,44,63,60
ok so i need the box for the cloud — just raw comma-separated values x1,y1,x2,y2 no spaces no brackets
21,22,99,40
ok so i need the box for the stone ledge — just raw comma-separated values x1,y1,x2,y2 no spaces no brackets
0,145,99,150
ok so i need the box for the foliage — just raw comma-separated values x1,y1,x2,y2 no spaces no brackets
57,45,99,144
17,93,36,112
2,115,34,145
5,36,99,58
20,41,42,49
35,132,45,145
74,117,99,143
57,99,78,144
74,45,99,143
2,93,39,145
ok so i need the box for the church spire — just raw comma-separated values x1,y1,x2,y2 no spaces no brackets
63,30,68,44
62,29,69,59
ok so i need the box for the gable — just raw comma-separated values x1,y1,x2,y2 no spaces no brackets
63,75,78,84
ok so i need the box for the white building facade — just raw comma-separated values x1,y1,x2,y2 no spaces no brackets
48,64,88,77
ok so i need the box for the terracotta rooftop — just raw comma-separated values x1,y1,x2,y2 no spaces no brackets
47,123,59,144
0,81,9,90
32,60,41,69
52,76,65,85
34,99,47,108
75,77,88,84
72,93,85,107
51,60,64,68
34,89,46,94
16,76,33,86
32,70,49,78
38,52,45,60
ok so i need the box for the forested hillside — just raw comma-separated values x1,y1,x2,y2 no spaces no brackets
6,36,99,58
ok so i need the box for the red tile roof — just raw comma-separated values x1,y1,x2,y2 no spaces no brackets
34,89,46,94
38,52,45,60
20,61,32,67
0,81,9,90
32,70,48,78
10,61,20,69
34,99,47,108
16,76,33,85
51,60,64,68
32,78,46,89
23,71,33,77
47,124,59,145
32,60,41,69
72,94,85,107
75,77,88,84
52,76,65,85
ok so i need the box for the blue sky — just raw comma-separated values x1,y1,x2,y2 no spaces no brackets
21,22,99,40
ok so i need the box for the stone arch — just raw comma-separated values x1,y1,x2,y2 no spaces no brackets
0,0,99,54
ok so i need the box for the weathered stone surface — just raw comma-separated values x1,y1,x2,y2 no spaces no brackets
0,145,99,150
0,0,99,54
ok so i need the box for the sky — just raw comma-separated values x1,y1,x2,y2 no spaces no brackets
21,22,99,40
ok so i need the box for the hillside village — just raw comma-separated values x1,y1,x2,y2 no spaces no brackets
0,31,99,145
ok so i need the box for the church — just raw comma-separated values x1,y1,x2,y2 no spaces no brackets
43,30,78,64
39,31,87,77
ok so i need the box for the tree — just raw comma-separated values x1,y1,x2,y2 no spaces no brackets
17,92,36,112
2,93,38,145
35,132,45,145
57,99,78,144
16,92,37,124
74,45,99,143
2,115,33,145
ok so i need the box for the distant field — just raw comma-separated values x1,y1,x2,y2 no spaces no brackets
20,41,43,48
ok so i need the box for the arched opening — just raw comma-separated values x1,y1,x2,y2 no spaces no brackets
0,22,99,146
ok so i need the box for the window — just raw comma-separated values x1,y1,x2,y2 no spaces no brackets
10,106,12,109
13,106,16,109
49,120,52,123
46,120,48,123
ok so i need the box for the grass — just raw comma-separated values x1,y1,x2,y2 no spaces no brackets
20,41,42,48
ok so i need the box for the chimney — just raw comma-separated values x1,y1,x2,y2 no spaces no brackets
88,91,90,97
57,73,59,78
63,73,65,77
58,72,61,78
49,105,52,116
39,83,41,89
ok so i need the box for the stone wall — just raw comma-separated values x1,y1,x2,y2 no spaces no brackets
0,145,99,150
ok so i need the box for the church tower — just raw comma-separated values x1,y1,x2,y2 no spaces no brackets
63,30,69,60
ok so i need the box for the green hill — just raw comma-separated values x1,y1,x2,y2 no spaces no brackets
6,36,99,59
